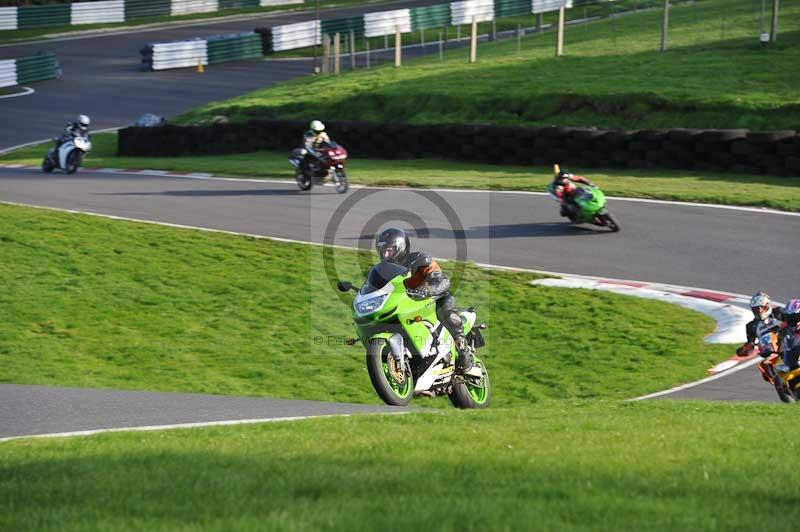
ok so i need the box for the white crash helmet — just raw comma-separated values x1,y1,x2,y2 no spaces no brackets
309,120,325,134
78,114,90,129
749,292,772,320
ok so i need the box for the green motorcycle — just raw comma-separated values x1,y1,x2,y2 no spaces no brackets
337,261,491,408
546,182,620,232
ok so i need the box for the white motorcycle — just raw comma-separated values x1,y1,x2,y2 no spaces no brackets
42,134,92,174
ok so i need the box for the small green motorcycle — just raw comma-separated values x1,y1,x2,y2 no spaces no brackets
338,261,491,408
546,182,620,232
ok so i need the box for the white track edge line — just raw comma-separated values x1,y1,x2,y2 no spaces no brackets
627,356,763,402
0,86,34,99
1,146,796,217
0,411,409,443
0,199,761,403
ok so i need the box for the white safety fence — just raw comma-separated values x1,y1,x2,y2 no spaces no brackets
271,20,320,52
364,9,411,38
0,59,17,89
148,40,209,71
450,0,496,25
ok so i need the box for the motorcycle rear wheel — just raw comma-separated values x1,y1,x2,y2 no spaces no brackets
333,168,349,194
448,358,491,409
774,376,796,403
41,155,54,173
366,340,414,406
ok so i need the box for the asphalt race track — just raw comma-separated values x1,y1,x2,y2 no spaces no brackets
0,384,406,440
0,0,444,150
1,169,796,301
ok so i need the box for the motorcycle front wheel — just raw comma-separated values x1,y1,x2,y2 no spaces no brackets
65,150,82,174
774,375,796,403
295,170,312,191
601,213,620,232
448,358,491,409
366,340,413,406
332,168,349,194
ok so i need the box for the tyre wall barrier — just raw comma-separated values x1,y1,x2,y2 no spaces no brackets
266,0,570,53
117,121,800,177
0,0,303,31
141,32,260,70
0,52,59,88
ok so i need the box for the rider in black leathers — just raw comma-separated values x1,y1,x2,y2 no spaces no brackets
375,227,474,374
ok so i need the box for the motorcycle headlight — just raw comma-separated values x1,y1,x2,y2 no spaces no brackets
355,294,388,315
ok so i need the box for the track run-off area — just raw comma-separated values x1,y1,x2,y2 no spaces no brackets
0,167,797,440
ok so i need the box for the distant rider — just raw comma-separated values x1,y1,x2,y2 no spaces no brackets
551,165,594,221
737,291,785,357
56,114,91,148
776,299,800,373
375,227,475,374
301,120,330,172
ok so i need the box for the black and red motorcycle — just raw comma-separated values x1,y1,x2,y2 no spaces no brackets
290,141,349,193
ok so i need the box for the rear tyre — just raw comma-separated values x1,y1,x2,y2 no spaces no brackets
448,358,491,409
602,213,620,232
775,376,795,403
333,168,349,194
41,156,54,173
366,340,413,407
65,150,81,174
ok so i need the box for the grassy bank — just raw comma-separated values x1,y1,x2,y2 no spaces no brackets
0,203,732,404
2,400,799,531
3,134,799,211
179,0,800,131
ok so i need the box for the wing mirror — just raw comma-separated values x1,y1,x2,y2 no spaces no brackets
337,281,356,292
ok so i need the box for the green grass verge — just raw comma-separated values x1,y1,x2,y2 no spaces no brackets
179,0,800,131
3,400,799,531
3,133,799,211
0,203,733,404
0,0,381,44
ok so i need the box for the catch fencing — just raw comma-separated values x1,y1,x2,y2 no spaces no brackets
0,52,59,88
0,0,303,31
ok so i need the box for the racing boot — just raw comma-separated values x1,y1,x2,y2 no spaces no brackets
454,335,474,375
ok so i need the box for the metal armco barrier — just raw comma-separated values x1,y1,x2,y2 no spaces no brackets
0,0,303,31
0,52,59,87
